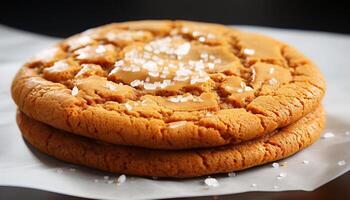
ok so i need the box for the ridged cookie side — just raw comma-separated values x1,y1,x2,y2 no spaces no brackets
17,106,325,178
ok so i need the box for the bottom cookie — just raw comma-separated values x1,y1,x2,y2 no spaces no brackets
17,107,325,178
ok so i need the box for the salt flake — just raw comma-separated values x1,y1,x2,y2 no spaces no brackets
175,42,191,56
204,177,219,188
322,132,335,139
198,36,206,43
71,86,79,96
243,48,255,55
125,103,133,111
117,174,126,185
277,172,287,180
269,78,278,85
95,45,106,53
272,162,280,168
228,172,236,177
338,160,346,166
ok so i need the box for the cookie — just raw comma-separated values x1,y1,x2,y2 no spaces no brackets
17,106,325,178
12,20,325,149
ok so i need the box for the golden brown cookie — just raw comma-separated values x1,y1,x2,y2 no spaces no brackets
12,20,325,149
17,106,325,178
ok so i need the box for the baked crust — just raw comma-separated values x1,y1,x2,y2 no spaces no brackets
17,106,325,178
12,20,325,149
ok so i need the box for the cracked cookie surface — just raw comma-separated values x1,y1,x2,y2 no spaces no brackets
17,106,325,178
12,20,325,149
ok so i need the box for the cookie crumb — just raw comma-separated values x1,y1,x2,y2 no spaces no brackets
322,132,335,139
228,172,236,177
272,162,280,168
152,176,158,180
204,177,219,188
338,160,346,166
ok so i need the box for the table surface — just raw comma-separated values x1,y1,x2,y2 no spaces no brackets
0,171,349,200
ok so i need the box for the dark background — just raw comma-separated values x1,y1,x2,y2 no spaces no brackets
1,0,350,37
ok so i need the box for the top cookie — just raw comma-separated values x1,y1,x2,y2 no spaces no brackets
12,20,325,149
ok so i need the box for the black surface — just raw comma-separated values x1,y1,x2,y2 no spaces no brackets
1,0,350,37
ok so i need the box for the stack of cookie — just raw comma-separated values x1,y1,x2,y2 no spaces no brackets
12,21,325,178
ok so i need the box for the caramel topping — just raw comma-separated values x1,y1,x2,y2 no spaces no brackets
251,63,292,87
108,35,240,92
176,21,230,45
75,64,106,78
115,20,173,35
74,44,118,65
221,77,252,93
65,35,98,51
221,76,255,107
149,92,219,111
43,59,81,82
237,32,285,65
105,30,153,46
27,21,297,112
26,46,66,67
74,76,136,103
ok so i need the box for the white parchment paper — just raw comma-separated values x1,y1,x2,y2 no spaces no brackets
0,24,349,200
